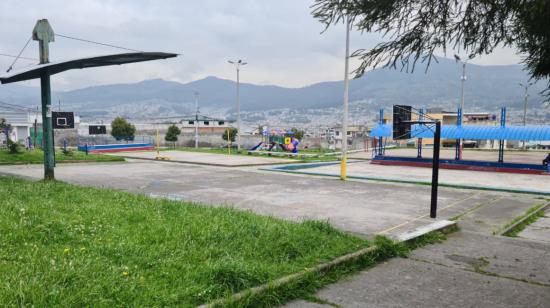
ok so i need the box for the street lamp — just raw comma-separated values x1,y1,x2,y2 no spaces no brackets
341,15,351,180
228,59,247,151
454,54,468,159
519,82,533,150
194,91,199,149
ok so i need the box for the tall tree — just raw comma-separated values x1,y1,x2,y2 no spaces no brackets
312,0,550,94
111,117,136,142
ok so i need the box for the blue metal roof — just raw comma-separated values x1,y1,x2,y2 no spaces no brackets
370,124,550,141
370,124,392,137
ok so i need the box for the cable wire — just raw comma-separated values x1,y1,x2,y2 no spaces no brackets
56,33,143,52
5,36,34,72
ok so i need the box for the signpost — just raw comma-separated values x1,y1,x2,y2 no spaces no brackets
0,19,178,180
34,19,56,179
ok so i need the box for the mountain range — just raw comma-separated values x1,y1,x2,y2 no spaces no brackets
0,56,547,119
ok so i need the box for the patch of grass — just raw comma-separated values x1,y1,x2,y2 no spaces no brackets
222,236,407,308
0,177,369,307
502,205,547,237
0,149,124,165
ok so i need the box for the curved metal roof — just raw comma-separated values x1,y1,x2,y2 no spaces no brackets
370,124,550,141
0,52,178,84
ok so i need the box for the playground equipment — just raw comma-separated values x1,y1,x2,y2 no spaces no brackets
249,129,300,155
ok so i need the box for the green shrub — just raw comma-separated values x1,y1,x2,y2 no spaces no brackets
7,139,22,154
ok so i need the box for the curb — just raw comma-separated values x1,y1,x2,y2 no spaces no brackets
498,202,550,236
199,220,456,308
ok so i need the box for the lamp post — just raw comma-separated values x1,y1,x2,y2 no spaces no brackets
519,82,533,150
193,91,199,148
228,59,246,151
454,54,468,159
341,15,351,180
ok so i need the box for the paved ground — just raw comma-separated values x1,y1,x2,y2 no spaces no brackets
0,160,541,239
286,195,550,307
274,160,550,194
111,150,295,166
518,209,550,244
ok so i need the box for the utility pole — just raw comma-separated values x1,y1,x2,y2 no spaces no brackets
454,54,467,160
519,82,532,150
194,91,199,149
341,15,351,181
228,59,246,151
33,19,55,180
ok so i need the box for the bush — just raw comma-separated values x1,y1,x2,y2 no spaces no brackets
111,117,136,142
62,148,74,156
164,124,181,147
7,139,22,154
222,128,238,143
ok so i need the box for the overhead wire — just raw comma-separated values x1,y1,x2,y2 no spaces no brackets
56,33,143,53
5,36,35,73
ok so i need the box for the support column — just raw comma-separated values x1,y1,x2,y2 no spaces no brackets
40,71,54,179
455,107,462,160
378,109,384,156
498,107,506,163
417,108,424,158
430,121,441,218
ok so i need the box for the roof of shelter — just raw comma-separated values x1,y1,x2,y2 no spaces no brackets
370,124,550,141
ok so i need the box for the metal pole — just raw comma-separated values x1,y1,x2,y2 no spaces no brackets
40,71,54,179
236,66,241,152
33,19,55,180
459,62,466,159
430,121,441,218
418,108,424,158
194,91,199,148
520,83,530,150
340,15,351,181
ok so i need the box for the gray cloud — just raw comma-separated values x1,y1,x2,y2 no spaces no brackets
0,0,521,91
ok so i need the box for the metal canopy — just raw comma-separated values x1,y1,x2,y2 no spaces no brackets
0,52,178,84
370,123,550,141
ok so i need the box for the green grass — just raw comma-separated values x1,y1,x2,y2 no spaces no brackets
0,176,370,307
502,203,547,237
0,149,124,165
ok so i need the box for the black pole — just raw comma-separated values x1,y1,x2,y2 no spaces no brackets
430,121,441,218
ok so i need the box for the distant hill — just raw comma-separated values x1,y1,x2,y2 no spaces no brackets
0,56,546,117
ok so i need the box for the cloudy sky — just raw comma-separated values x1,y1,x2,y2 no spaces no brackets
0,0,522,91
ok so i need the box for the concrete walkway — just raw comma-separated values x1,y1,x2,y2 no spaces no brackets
518,209,550,244
285,198,550,307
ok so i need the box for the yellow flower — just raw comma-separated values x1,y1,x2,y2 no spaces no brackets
122,271,129,277
63,248,70,254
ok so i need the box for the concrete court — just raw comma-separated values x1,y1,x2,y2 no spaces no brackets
110,150,295,166
282,160,550,194
0,160,543,238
